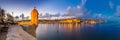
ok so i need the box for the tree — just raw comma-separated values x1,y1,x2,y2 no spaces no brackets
6,13,14,21
0,8,5,18
15,16,19,19
0,8,5,24
20,13,24,20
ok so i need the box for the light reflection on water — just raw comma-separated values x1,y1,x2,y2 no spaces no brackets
36,23,120,40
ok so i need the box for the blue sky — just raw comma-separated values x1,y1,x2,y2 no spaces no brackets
0,0,120,20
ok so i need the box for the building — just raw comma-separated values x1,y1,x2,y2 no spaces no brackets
19,7,39,25
30,7,39,25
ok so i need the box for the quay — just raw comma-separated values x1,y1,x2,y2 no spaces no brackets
0,25,37,40
6,25,36,40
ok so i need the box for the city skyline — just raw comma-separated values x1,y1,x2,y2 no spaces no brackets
0,0,120,20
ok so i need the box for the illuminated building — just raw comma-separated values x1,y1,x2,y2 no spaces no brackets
30,7,39,25
18,7,39,25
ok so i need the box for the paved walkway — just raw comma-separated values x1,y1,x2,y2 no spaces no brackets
0,26,8,40
0,31,7,40
6,25,37,40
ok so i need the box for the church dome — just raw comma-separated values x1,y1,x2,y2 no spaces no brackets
31,7,38,14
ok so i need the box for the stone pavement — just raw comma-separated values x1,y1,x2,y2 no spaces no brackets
6,25,37,40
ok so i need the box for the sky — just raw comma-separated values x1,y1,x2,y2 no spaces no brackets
0,0,120,20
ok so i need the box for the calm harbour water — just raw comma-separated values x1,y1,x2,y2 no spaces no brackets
36,21,120,40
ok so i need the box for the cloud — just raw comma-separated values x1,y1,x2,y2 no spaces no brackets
64,0,88,18
65,0,87,17
92,13,104,19
63,0,105,19
109,1,114,9
115,5,120,17
65,5,86,17
63,0,91,19
66,6,72,11
81,0,87,6
94,14,102,18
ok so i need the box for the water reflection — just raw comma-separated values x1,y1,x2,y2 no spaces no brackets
36,23,120,40
36,23,95,40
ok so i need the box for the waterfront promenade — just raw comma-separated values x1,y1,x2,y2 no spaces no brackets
0,25,37,40
7,25,36,40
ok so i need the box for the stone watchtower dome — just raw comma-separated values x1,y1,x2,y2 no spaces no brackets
30,7,39,25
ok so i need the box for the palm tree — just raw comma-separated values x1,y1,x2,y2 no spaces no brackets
0,8,5,24
20,13,24,20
